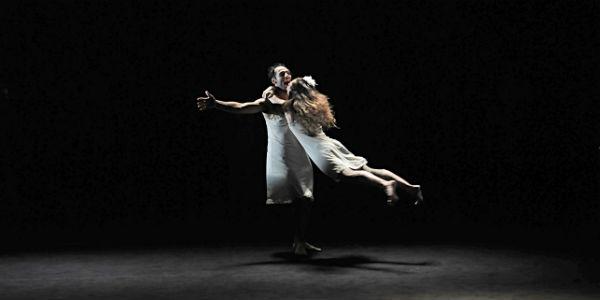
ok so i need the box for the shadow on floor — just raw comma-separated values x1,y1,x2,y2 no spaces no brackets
226,252,439,275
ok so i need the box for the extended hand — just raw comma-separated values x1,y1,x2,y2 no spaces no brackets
262,91,276,111
196,90,216,111
264,91,274,103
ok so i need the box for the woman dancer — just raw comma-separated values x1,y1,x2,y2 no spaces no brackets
273,76,423,205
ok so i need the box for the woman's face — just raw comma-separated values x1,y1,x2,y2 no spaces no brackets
287,78,301,93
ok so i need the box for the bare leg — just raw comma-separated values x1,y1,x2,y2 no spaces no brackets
362,165,423,204
292,197,321,256
362,165,417,192
340,168,399,204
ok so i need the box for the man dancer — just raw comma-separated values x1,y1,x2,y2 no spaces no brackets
197,63,320,256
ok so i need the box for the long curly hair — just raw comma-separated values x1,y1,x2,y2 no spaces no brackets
284,77,337,136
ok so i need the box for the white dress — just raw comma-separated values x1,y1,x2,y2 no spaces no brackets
262,92,314,204
285,110,368,182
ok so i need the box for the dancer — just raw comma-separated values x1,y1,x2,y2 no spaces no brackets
196,64,321,256
276,76,423,205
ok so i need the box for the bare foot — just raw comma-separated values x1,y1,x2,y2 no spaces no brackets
292,242,322,252
305,242,322,252
412,185,423,205
384,180,399,206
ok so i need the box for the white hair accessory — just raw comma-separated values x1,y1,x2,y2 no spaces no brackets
302,76,317,87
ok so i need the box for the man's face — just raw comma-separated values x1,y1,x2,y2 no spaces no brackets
271,66,292,90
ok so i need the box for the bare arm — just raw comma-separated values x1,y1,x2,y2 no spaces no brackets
196,90,269,114
214,98,267,114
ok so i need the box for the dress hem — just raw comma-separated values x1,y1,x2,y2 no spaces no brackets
265,195,315,205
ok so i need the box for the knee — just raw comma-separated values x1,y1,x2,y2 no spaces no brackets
379,168,391,174
340,168,360,178
362,165,386,173
367,165,389,174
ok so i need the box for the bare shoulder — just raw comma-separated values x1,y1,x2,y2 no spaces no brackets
261,86,275,98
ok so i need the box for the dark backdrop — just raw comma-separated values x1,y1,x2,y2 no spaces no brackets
1,1,597,249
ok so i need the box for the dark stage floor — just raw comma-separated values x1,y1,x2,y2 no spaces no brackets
1,243,599,299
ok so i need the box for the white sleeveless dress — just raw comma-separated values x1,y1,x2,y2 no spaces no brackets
285,111,368,182
262,93,314,204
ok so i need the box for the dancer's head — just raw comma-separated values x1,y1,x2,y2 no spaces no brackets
286,76,337,136
267,63,292,90
287,76,318,97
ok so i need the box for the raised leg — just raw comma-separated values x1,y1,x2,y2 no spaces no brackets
340,168,399,204
362,165,423,204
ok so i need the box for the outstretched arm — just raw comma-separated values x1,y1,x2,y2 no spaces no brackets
196,90,268,114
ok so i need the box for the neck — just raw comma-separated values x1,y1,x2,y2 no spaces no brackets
273,86,288,100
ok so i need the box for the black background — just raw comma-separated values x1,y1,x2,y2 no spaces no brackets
1,1,597,250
